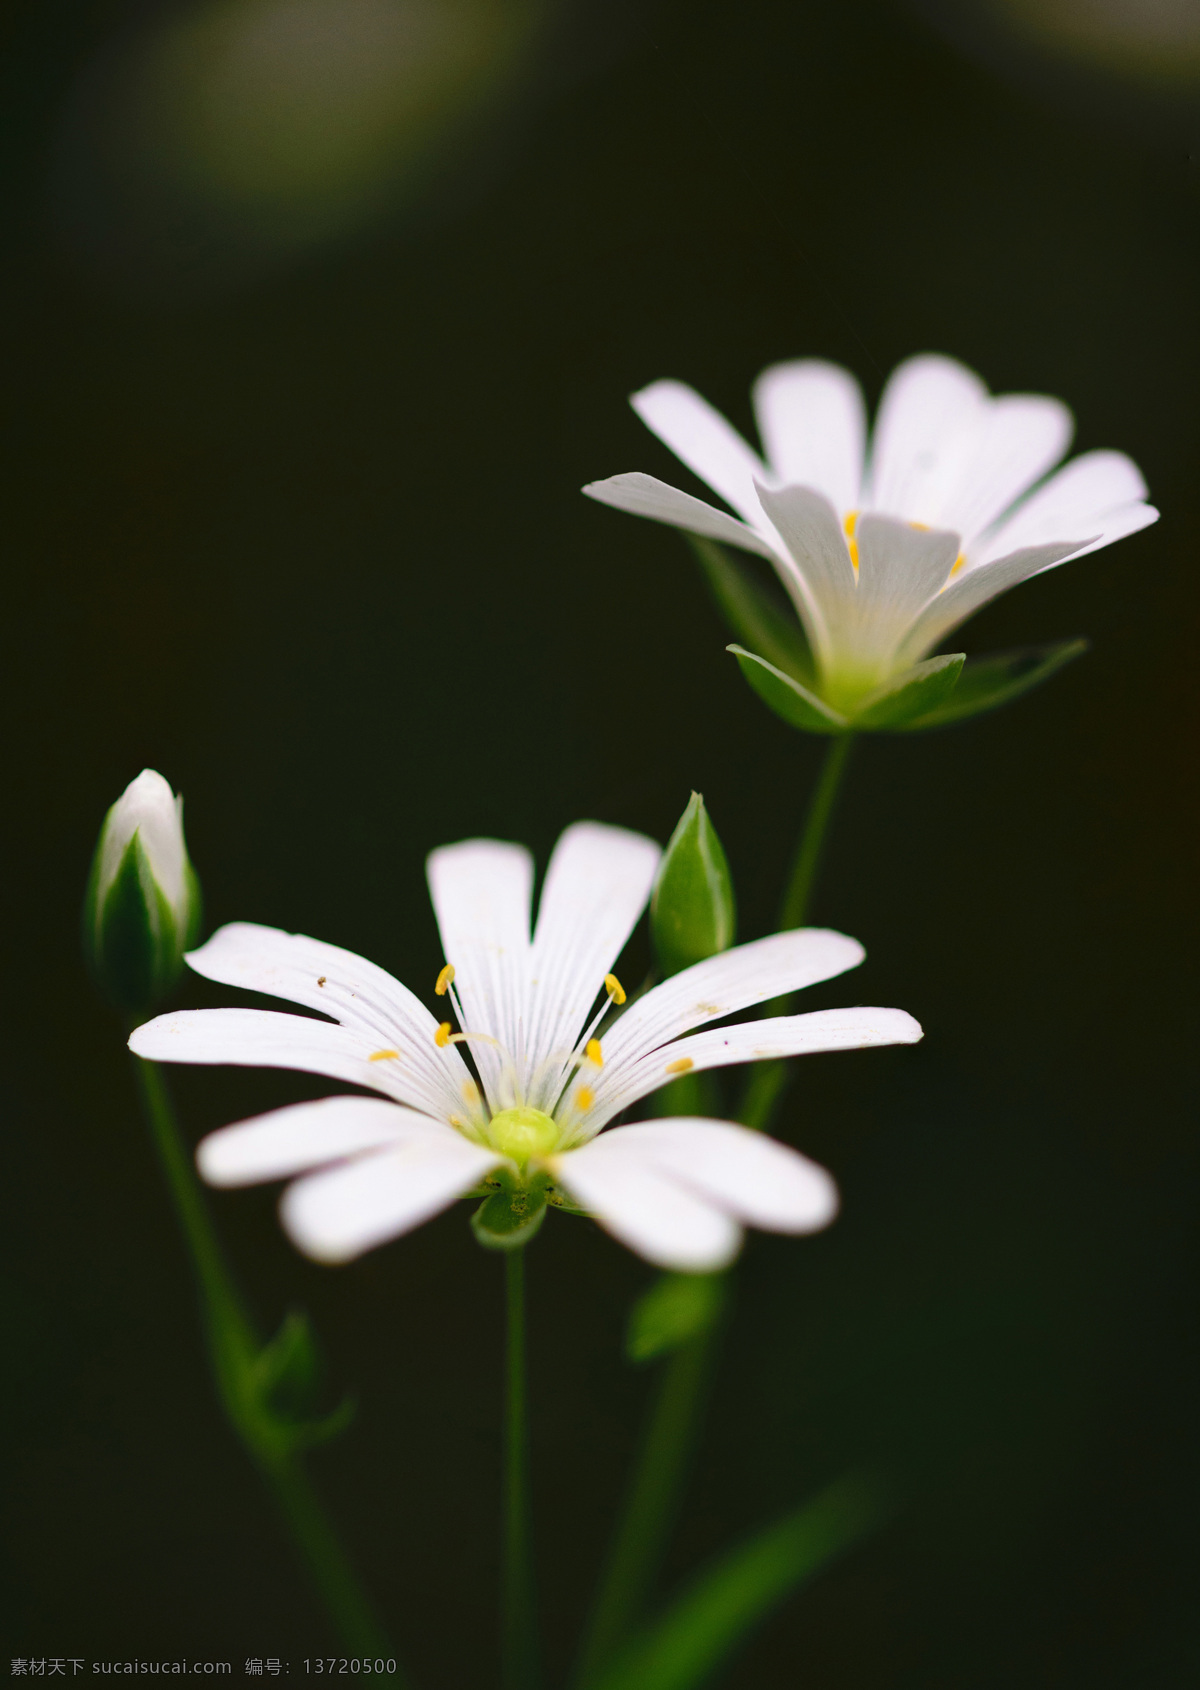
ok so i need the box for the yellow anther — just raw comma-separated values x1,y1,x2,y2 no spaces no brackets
949,552,967,577
435,963,455,996
910,520,930,531
576,1086,595,1112
847,537,859,570
665,1057,694,1075
435,1022,452,1048
585,1038,603,1067
462,1079,481,1107
369,1048,400,1062
843,510,858,537
604,973,626,1005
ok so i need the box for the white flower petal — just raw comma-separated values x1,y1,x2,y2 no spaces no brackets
854,515,961,662
129,1007,452,1113
426,839,534,1106
183,922,462,1110
593,929,865,1098
601,1119,839,1233
974,449,1154,563
582,473,778,559
281,1135,501,1264
526,822,660,1108
631,379,769,525
895,540,1087,667
590,1006,923,1124
753,482,854,660
924,394,1073,544
197,1096,445,1187
551,1130,741,1271
751,359,867,516
866,354,989,523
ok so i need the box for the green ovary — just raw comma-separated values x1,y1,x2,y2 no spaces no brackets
487,1106,560,1165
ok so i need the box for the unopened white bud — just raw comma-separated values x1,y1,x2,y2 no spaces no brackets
83,769,202,1015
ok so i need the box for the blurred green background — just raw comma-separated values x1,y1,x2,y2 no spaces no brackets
5,0,1199,1682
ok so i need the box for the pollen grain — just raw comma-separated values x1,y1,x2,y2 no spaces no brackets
665,1057,695,1075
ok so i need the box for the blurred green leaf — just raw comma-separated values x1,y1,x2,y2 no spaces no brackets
902,639,1088,729
651,794,736,978
727,645,847,735
249,1308,356,1453
689,536,814,683
850,652,965,730
593,1473,892,1690
626,1273,726,1363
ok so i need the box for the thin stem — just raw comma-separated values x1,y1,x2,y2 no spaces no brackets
575,733,858,1683
779,733,855,931
739,734,855,1131
132,1055,394,1662
503,1248,538,1690
572,1324,718,1689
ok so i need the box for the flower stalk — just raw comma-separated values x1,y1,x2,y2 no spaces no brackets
579,738,856,1679
131,1054,394,1663
503,1247,538,1690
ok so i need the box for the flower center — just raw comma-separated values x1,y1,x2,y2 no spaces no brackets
487,1106,560,1165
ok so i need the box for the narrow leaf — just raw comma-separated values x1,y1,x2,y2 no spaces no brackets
626,1273,726,1363
727,646,847,735
688,536,814,684
902,638,1089,729
850,653,965,730
594,1474,892,1690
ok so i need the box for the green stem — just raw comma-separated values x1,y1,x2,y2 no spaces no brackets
576,733,858,1683
131,1055,394,1663
572,1324,718,1690
503,1248,538,1690
739,734,855,1131
778,734,855,932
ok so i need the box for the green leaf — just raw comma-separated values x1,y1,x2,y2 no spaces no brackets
849,653,965,730
593,1474,892,1690
901,638,1089,729
626,1273,726,1363
255,1309,320,1420
688,536,814,684
727,646,847,735
249,1309,356,1453
651,794,736,978
471,1185,548,1250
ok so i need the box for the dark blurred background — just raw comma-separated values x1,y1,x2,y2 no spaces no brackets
5,0,1199,1682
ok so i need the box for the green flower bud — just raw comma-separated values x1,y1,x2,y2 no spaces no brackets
650,792,736,978
82,769,202,1016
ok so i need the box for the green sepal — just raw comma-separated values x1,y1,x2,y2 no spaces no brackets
626,1272,727,1363
471,1182,548,1250
901,638,1089,729
250,1309,355,1453
86,833,180,1014
688,536,815,684
651,793,736,978
848,652,965,730
727,646,848,735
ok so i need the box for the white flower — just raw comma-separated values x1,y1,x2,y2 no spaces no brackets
583,353,1158,715
128,822,921,1271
